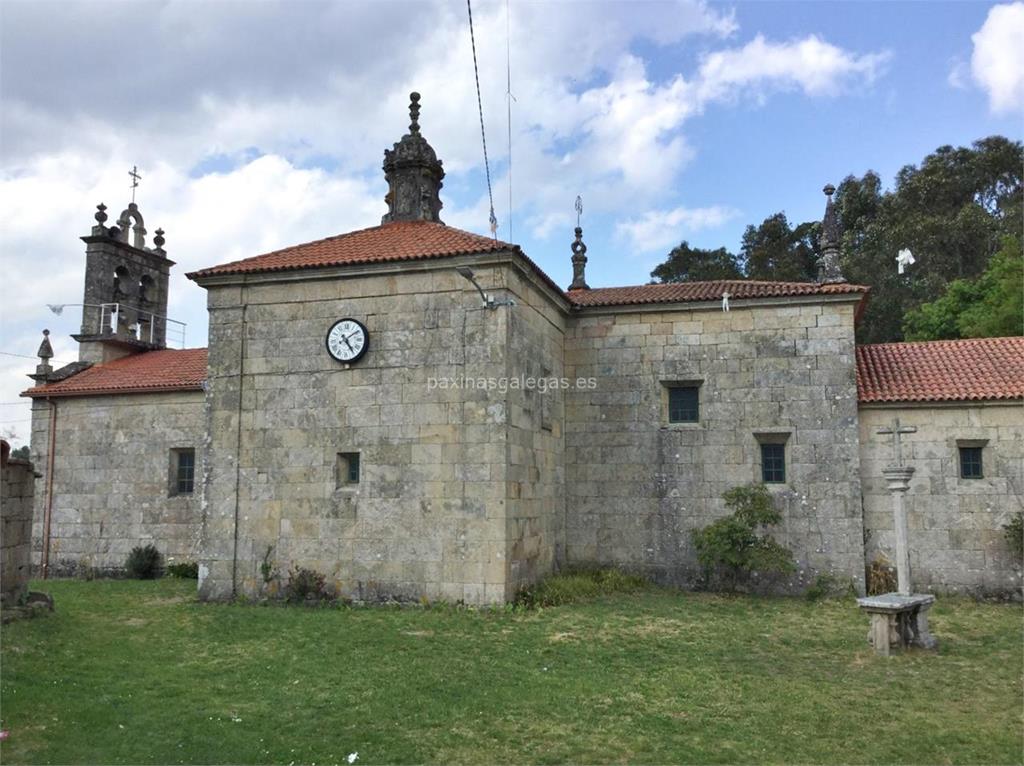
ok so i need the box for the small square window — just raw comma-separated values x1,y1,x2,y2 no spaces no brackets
760,443,786,484
170,448,195,495
337,452,360,487
959,447,983,479
667,385,699,423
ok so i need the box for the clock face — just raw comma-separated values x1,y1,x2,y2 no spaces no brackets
326,318,369,364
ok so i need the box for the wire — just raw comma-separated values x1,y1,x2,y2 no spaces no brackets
505,0,514,242
466,0,498,239
0,350,76,366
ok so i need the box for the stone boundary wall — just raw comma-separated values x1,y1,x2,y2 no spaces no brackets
860,402,1023,596
2,456,35,606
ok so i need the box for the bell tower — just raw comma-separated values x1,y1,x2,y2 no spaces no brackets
74,198,173,364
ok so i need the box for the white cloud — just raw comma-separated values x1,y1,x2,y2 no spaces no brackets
616,205,740,253
695,34,890,103
970,2,1024,114
947,58,970,90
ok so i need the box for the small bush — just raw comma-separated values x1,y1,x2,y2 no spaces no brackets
805,573,856,602
866,555,897,595
691,483,795,591
1003,513,1023,563
125,545,162,579
514,567,650,608
284,567,328,604
166,560,199,579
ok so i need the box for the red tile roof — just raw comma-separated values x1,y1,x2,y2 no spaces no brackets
187,220,512,279
857,337,1024,404
566,280,868,307
22,348,208,399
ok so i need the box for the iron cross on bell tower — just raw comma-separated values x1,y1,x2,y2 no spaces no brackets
129,165,142,204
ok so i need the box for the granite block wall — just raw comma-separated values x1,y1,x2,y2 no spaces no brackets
197,259,544,604
501,266,567,595
859,403,1023,596
29,392,205,574
2,457,35,605
563,298,867,592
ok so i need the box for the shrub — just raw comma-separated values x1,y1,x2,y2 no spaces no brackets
166,560,199,579
805,573,856,602
691,483,795,590
866,554,898,595
284,567,328,604
1003,513,1023,563
125,544,162,579
514,566,650,608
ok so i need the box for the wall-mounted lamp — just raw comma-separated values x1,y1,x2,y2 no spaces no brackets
456,266,515,310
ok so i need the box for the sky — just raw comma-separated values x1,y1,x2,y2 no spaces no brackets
1,0,1022,447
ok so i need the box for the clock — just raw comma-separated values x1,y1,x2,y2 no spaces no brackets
326,318,369,364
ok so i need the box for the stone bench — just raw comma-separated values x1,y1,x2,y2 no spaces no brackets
856,593,938,656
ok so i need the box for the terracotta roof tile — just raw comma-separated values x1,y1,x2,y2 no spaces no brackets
23,348,207,398
187,220,512,279
566,280,868,307
857,337,1024,403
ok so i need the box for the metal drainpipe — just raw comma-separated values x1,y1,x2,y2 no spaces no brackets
41,398,58,579
230,301,248,597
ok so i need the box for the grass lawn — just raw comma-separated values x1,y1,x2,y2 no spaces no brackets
1,579,1021,765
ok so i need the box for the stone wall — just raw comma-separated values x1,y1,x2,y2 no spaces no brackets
859,403,1024,596
564,297,867,593
197,256,565,604
2,456,35,605
29,391,205,575
502,265,567,594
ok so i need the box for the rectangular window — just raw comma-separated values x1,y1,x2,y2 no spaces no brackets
959,447,983,479
170,448,195,495
667,385,699,423
337,452,360,487
760,443,786,484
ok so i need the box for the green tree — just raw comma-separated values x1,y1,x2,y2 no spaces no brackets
903,235,1023,340
840,137,1023,343
741,212,817,282
650,241,742,283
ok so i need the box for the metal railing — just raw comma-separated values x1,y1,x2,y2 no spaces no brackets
97,303,186,348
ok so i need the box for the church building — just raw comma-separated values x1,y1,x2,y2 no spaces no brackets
23,94,1023,603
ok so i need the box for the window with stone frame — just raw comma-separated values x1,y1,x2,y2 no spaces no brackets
754,432,791,484
169,448,195,496
958,443,985,479
337,452,361,487
665,383,700,423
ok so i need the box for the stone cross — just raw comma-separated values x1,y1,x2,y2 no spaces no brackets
129,165,142,204
877,417,916,468
878,417,917,595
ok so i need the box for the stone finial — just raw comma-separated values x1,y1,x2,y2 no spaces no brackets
409,92,421,135
381,91,445,224
816,183,846,284
95,203,108,224
37,329,53,360
568,226,590,291
153,228,166,253
30,329,54,382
